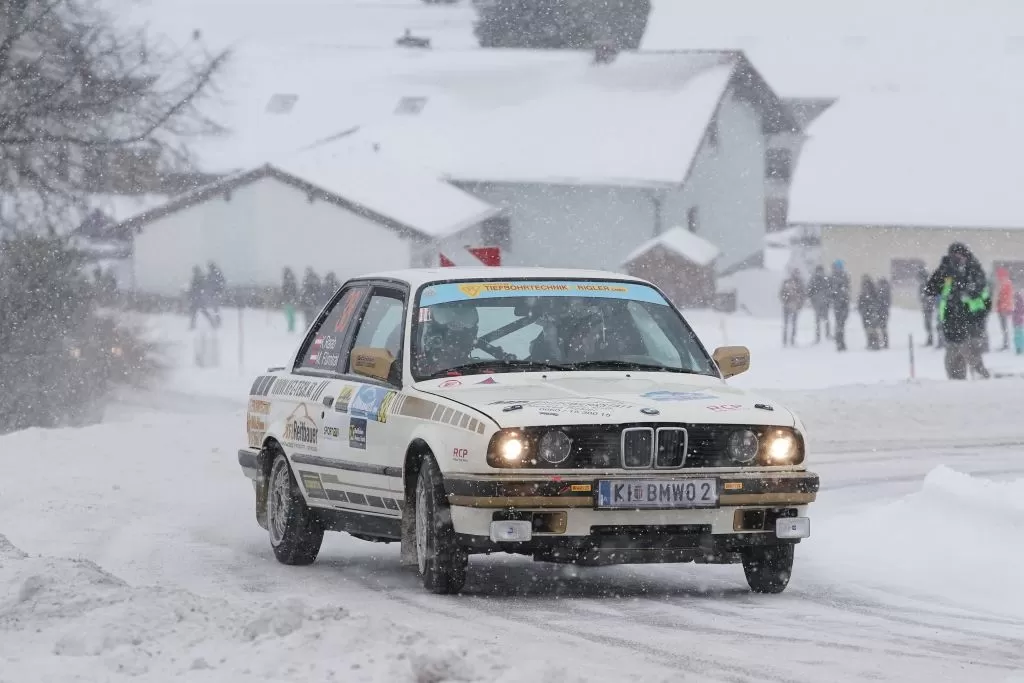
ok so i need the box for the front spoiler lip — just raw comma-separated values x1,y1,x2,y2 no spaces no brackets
444,470,819,509
238,448,260,479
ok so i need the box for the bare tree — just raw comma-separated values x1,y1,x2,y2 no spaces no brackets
0,0,228,233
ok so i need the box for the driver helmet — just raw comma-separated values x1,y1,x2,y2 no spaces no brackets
421,301,479,365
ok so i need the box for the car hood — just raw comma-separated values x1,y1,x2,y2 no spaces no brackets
412,372,795,429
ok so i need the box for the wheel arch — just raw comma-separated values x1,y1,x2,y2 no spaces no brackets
255,437,285,530
403,437,435,507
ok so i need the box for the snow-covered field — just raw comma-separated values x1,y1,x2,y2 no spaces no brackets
2,304,1024,682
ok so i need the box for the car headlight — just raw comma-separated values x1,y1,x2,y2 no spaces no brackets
493,431,526,464
727,429,759,464
537,430,572,465
764,429,799,465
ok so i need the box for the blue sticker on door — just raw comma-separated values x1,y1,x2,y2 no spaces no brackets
349,417,367,450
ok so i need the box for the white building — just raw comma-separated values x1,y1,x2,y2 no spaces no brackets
331,49,797,275
788,94,1024,307
119,152,500,296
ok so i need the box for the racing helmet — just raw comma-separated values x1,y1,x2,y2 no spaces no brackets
420,301,479,368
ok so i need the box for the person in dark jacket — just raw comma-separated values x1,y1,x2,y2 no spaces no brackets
187,265,215,330
876,277,892,349
829,259,851,351
205,261,225,327
282,267,298,333
807,265,831,343
300,268,322,331
857,276,881,350
924,242,991,379
778,269,806,347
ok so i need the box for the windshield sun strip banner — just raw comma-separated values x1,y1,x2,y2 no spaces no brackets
418,281,670,307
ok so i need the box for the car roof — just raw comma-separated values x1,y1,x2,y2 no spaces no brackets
350,267,650,289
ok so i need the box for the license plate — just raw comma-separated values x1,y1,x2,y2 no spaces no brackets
596,479,718,509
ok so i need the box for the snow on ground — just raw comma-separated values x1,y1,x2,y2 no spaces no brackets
5,304,1024,681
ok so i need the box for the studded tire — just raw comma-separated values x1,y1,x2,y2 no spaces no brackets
414,455,468,594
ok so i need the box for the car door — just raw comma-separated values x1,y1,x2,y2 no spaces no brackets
337,286,408,499
279,284,370,508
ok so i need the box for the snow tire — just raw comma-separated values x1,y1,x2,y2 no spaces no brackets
414,455,468,594
267,452,324,566
742,544,794,594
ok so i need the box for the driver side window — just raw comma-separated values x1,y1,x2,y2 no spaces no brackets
626,302,683,367
349,289,406,383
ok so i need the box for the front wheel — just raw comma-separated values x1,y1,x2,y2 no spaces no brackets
267,452,324,565
414,456,468,594
741,544,794,594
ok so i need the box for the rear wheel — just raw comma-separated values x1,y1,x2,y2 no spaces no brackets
267,452,324,565
414,455,468,594
741,544,794,594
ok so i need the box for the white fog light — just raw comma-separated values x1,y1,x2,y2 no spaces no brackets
490,520,532,543
776,517,810,539
766,432,797,464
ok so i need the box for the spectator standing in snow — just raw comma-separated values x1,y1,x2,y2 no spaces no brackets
1013,291,1024,355
206,261,225,327
917,267,937,346
807,265,831,343
300,267,322,330
282,267,298,333
778,269,806,347
187,265,215,330
924,242,991,379
876,277,892,349
829,260,851,352
857,276,881,350
994,267,1015,350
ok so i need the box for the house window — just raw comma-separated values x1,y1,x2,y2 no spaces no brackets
765,197,788,232
706,120,719,149
687,207,699,233
481,215,511,250
993,260,1024,287
765,148,792,181
395,96,428,115
891,258,927,286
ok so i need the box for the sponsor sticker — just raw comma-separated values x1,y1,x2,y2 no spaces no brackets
452,447,468,462
282,404,319,451
488,398,631,418
707,404,743,413
418,307,432,323
439,379,462,388
423,281,668,306
641,391,718,403
335,385,355,413
247,412,268,448
476,376,498,385
271,378,330,401
570,484,592,492
349,417,367,450
248,399,271,415
349,385,397,423
308,334,341,368
323,425,341,439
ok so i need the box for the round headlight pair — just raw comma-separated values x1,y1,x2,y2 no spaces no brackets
492,430,573,465
727,429,799,465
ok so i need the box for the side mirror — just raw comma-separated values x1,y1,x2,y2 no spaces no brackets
713,345,750,379
350,346,396,383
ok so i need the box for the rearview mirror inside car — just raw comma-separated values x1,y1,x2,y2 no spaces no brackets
350,347,395,383
713,345,750,379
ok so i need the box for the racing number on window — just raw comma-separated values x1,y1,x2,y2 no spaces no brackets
300,287,366,372
334,290,363,333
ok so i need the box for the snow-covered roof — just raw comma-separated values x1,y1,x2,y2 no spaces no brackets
643,0,1024,99
115,150,499,241
336,52,738,187
623,226,721,266
788,94,1024,230
274,145,500,239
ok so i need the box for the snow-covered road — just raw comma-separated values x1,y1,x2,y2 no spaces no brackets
3,380,1024,682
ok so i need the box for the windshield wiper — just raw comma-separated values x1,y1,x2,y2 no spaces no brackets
566,360,705,374
423,359,570,380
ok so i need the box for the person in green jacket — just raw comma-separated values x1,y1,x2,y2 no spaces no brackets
926,243,991,379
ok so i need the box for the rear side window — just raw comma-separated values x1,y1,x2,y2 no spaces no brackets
297,286,367,372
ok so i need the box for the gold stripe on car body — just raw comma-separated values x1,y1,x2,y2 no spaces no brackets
448,495,594,508
719,492,817,506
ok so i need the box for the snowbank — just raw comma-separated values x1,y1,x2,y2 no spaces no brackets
0,534,576,682
807,466,1024,620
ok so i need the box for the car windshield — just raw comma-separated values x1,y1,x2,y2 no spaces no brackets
411,279,717,380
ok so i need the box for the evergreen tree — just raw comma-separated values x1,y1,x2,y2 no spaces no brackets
473,0,651,50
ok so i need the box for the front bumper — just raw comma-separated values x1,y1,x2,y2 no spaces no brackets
238,448,260,479
444,470,818,564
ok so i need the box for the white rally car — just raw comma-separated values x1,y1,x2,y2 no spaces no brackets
238,268,818,594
